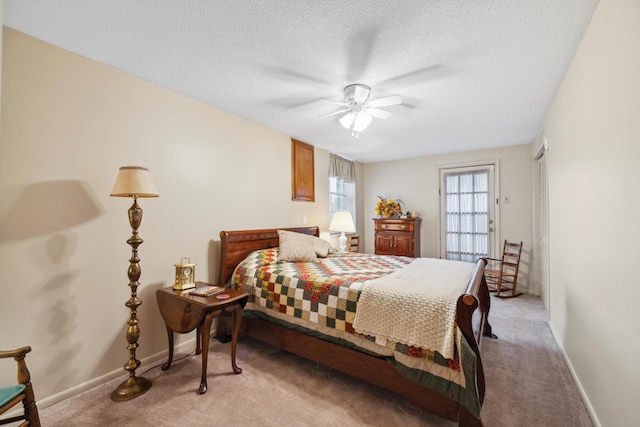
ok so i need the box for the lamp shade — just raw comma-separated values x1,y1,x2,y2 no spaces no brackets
329,210,356,233
110,166,159,198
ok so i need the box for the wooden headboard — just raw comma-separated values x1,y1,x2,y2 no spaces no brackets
218,226,320,285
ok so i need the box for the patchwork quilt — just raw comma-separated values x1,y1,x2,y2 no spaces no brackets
232,248,410,330
229,248,481,417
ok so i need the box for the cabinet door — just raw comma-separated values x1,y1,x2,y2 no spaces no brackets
394,234,414,257
375,234,395,255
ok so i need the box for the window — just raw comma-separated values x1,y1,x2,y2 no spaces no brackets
329,176,355,220
329,154,356,224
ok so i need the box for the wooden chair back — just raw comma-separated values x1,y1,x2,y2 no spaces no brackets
347,235,360,253
0,346,40,426
485,240,523,298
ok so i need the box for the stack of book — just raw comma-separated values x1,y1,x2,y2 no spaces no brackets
188,285,225,297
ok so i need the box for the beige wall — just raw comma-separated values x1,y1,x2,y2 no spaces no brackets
363,144,534,291
540,1,640,425
0,28,368,405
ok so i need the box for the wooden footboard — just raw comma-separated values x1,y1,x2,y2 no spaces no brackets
456,258,492,405
218,227,491,427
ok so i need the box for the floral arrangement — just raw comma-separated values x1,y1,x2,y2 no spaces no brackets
375,195,403,217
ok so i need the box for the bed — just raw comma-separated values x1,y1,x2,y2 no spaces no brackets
217,226,493,427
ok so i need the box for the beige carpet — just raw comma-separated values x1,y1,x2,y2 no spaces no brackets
36,294,592,426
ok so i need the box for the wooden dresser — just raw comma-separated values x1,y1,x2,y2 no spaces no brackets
373,218,421,257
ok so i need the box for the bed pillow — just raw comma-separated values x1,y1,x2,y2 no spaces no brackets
313,236,332,257
277,230,317,262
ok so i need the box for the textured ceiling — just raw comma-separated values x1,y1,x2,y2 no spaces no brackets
3,0,598,163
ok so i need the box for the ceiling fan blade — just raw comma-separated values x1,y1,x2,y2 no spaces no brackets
319,108,351,118
368,94,402,108
366,108,392,120
339,112,356,129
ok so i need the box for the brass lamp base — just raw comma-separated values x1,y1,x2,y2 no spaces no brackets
110,375,152,402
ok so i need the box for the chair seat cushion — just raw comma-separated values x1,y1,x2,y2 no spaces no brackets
0,384,25,406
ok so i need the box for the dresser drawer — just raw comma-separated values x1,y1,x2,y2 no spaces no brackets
375,221,414,232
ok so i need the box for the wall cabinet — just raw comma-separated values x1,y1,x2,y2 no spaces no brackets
373,218,421,257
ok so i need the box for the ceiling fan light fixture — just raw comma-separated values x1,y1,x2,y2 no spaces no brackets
339,112,356,129
353,111,372,132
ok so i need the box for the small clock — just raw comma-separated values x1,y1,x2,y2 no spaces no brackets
173,257,196,291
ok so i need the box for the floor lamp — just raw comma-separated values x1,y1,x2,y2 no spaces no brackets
329,210,356,252
110,166,158,401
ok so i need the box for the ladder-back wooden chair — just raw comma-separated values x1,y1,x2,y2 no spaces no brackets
347,235,360,253
485,240,523,298
0,346,40,427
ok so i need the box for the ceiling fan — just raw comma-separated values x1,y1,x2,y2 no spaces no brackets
319,84,402,136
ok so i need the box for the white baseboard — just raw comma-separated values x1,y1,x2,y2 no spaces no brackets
34,338,197,411
547,322,601,427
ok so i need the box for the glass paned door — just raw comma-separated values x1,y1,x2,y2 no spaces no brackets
440,166,496,262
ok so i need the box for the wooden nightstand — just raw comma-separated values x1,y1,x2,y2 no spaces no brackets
156,283,248,394
373,217,421,257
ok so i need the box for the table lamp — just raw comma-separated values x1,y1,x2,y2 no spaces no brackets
329,210,356,252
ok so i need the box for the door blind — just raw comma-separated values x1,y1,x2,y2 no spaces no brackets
443,170,490,262
535,151,550,304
